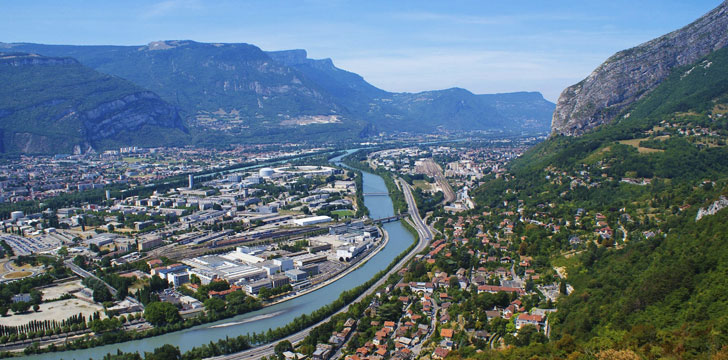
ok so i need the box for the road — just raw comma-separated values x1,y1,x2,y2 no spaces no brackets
65,259,118,296
399,179,434,242
212,177,432,359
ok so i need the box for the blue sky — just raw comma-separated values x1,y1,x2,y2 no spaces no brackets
0,0,722,101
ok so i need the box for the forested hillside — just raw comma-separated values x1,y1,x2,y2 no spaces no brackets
0,52,186,154
459,45,728,359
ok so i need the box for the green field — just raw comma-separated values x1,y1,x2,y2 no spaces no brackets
331,209,355,218
412,179,433,191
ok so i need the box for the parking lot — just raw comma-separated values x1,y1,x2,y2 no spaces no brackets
0,234,62,255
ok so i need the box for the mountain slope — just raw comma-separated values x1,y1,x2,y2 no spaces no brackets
551,1,728,136
3,41,554,139
381,89,554,133
268,50,554,133
0,53,186,154
522,45,728,177
266,49,388,105
470,35,728,360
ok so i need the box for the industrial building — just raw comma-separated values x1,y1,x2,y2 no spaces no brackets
245,279,272,295
273,257,294,271
285,269,308,282
292,253,328,267
299,264,320,277
259,168,275,178
138,235,163,251
293,215,332,226
336,241,371,262
271,274,290,288
183,255,267,283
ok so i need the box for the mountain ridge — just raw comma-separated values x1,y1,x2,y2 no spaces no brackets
2,40,555,144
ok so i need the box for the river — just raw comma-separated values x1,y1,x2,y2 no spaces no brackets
24,150,415,359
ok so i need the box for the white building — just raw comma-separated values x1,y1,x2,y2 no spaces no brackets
293,216,332,226
273,257,294,272
259,168,275,178
336,242,370,262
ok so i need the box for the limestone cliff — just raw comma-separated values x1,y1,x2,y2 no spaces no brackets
552,1,728,136
0,52,185,153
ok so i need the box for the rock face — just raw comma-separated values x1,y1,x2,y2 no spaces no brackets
81,91,182,141
551,1,728,136
0,52,185,153
696,196,728,221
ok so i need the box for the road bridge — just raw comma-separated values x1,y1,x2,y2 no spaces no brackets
363,192,389,196
65,260,117,296
371,214,405,224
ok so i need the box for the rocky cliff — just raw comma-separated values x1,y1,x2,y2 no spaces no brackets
0,53,186,154
551,1,728,136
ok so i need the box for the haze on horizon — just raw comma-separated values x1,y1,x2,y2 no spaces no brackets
1,0,721,101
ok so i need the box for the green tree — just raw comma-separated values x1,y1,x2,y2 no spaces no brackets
274,340,293,356
93,285,113,303
30,289,42,304
189,274,201,285
449,276,460,289
11,301,31,314
145,344,181,360
144,301,181,326
204,297,226,314
258,287,271,300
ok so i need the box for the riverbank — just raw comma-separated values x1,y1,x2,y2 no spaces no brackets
0,229,391,357
19,151,415,360
263,226,389,308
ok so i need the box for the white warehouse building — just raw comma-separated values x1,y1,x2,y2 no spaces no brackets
336,242,371,262
293,216,333,226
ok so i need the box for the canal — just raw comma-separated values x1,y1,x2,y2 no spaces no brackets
25,150,416,359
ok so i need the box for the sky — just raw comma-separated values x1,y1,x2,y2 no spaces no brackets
0,0,722,101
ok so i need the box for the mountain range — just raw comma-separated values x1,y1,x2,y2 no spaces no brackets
0,41,555,153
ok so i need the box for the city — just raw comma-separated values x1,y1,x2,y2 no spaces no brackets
2,1,728,360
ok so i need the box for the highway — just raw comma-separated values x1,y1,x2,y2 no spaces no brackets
399,179,434,242
212,177,432,359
